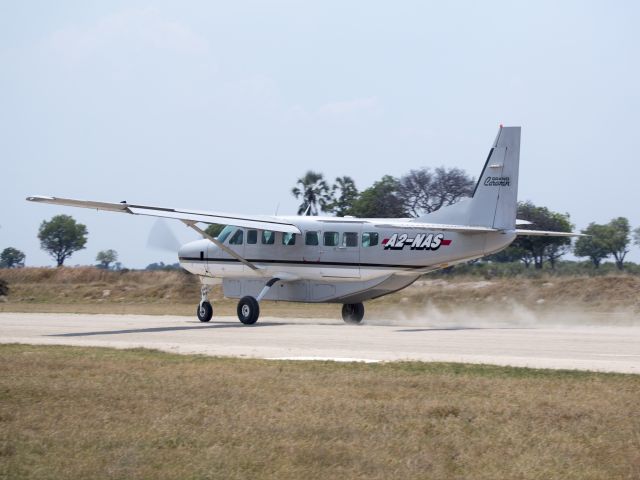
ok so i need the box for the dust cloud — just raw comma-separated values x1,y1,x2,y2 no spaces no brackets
365,301,640,329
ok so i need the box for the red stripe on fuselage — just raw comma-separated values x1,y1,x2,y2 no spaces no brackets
441,239,452,246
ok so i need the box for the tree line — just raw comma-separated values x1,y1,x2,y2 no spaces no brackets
1,215,119,269
290,168,640,270
291,167,475,218
487,206,635,270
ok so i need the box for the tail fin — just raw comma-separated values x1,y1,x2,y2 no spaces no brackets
416,126,521,229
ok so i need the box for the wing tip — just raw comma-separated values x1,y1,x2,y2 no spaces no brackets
26,195,54,202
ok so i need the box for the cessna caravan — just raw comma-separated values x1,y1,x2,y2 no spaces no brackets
28,126,577,325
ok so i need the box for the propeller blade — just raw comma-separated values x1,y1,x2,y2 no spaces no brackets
147,219,181,252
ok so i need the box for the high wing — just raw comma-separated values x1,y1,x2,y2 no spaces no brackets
515,229,585,237
26,195,301,234
26,196,583,237
371,221,584,236
372,221,498,233
299,217,500,233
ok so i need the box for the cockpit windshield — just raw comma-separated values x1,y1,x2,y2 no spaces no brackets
216,225,235,244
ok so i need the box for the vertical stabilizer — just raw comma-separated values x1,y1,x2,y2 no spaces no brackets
416,126,520,229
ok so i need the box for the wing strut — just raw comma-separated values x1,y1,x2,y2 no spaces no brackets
181,221,260,272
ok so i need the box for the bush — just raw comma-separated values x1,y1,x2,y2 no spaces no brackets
0,279,9,296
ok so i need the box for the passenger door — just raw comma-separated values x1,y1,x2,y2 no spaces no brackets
319,228,360,278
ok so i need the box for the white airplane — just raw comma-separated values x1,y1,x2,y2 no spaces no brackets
28,126,577,325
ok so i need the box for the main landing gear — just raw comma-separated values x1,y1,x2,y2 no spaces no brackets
235,278,280,325
341,302,365,325
237,296,260,324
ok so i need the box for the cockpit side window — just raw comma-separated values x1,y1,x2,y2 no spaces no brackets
229,229,244,245
247,230,258,244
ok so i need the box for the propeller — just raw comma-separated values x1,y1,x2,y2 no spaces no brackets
147,219,182,252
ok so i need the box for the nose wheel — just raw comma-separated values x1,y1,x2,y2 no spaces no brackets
197,284,213,322
197,301,213,322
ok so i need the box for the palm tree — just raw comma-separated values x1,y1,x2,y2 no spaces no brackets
291,171,331,215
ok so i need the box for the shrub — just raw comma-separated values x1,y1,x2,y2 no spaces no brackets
0,278,9,296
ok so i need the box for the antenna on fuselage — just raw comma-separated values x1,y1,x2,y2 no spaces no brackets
303,204,311,216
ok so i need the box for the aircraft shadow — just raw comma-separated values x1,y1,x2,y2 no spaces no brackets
395,326,532,333
48,322,283,337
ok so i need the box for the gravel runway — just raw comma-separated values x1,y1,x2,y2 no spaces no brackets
1,312,639,373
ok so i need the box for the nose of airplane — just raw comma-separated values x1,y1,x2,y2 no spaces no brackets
178,239,210,261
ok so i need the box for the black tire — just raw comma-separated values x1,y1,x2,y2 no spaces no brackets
237,296,260,325
342,303,365,324
197,301,213,322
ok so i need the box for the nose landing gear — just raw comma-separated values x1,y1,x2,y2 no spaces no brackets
197,285,213,322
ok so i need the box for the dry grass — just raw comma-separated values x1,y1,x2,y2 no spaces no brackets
0,268,639,318
1,344,639,479
0,267,200,304
390,276,640,313
0,268,341,317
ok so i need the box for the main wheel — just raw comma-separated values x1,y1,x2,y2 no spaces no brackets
197,301,213,322
237,296,260,325
342,302,365,324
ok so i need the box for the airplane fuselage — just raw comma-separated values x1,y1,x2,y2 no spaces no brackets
178,217,516,303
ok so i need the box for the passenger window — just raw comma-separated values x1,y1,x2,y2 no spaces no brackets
282,233,296,245
247,230,257,245
229,229,243,245
305,231,319,246
362,232,379,247
342,232,358,247
323,232,339,247
262,230,275,245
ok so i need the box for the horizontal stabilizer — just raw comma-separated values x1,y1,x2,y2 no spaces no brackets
26,195,301,234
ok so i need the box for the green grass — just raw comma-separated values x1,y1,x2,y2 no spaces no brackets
1,344,640,479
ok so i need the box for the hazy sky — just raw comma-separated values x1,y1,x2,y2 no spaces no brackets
1,1,639,268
